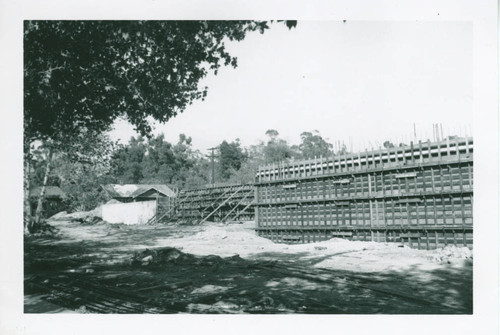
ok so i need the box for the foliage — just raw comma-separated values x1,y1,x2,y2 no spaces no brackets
264,129,279,141
57,171,113,212
383,141,395,149
226,159,260,184
107,134,208,189
30,133,117,212
298,130,333,158
262,129,297,163
217,140,247,181
24,20,295,145
337,143,349,155
181,159,211,189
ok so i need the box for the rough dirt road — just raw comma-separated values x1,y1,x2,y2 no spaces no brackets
24,220,472,314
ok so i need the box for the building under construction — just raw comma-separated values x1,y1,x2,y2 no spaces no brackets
156,136,473,250
254,137,473,249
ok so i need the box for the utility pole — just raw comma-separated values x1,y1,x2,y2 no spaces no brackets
208,147,217,185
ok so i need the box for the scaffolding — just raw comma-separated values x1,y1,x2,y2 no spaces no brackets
157,183,255,224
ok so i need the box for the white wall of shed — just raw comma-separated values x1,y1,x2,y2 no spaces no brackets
101,200,156,225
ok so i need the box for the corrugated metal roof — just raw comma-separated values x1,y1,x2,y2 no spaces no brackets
101,184,176,199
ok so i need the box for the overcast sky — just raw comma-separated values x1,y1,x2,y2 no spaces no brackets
109,20,473,152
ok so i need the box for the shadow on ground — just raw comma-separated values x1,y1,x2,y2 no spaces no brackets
25,229,472,314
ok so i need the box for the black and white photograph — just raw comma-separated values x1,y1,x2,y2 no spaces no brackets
0,1,498,334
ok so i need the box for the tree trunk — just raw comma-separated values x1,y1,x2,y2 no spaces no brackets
30,146,54,232
23,157,32,234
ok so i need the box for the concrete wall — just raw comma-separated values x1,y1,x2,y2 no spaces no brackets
101,200,157,225
255,137,474,249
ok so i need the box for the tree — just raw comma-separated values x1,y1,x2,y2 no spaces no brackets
108,136,147,184
29,146,61,188
262,129,296,163
265,129,279,141
26,131,116,226
24,20,296,232
223,143,266,184
218,140,247,181
24,21,286,141
51,135,116,212
170,134,199,186
106,133,207,189
383,141,395,149
180,158,211,190
298,130,333,158
142,134,200,187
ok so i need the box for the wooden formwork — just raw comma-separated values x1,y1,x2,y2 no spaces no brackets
254,137,473,249
174,183,255,223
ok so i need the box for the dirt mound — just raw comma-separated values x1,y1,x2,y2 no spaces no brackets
430,245,473,264
74,216,106,226
49,211,69,220
130,247,244,267
48,209,107,226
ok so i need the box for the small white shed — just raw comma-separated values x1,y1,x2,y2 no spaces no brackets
100,184,176,225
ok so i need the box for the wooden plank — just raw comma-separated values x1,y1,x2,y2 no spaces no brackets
382,200,387,228
449,196,456,227
468,163,473,189
439,165,444,192
331,231,353,237
460,196,465,228
437,140,442,161
431,168,436,193
410,141,415,164
448,165,454,191
432,197,438,228
419,140,423,163
353,200,358,226
415,202,420,226
427,140,432,163
446,137,451,158
404,172,409,194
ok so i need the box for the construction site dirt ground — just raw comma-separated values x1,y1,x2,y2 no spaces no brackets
24,218,473,314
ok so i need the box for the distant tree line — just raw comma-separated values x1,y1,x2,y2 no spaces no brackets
28,129,338,213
